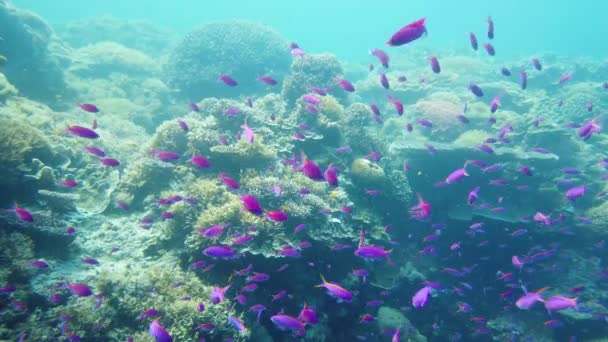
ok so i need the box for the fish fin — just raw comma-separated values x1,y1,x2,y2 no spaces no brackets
536,287,549,295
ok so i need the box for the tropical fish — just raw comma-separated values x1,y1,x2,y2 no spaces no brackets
149,318,172,342
77,103,99,113
316,274,353,302
469,32,478,50
387,18,427,46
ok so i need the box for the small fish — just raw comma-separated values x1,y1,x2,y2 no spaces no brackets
77,103,99,113
219,74,238,87
100,157,120,167
370,48,390,68
149,318,172,342
266,210,288,222
487,16,494,39
270,314,306,336
31,260,49,268
219,173,239,189
544,296,577,312
257,76,277,85
412,286,431,308
203,245,237,259
66,125,99,139
336,78,355,92
81,258,99,265
468,84,483,97
241,122,255,143
84,146,105,157
386,18,427,46
177,120,188,131
520,71,528,90
410,193,431,221
189,102,200,112
12,203,33,222
379,72,390,89
316,274,353,302
149,150,180,162
469,32,478,50
501,67,511,76
429,56,441,73
67,282,93,297
483,43,495,56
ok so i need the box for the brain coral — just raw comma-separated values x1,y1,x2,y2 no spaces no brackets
164,20,291,100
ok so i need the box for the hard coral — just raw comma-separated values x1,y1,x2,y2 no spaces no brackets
282,53,345,106
164,20,290,100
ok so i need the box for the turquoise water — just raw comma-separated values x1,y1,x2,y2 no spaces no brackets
2,0,608,341
14,0,608,60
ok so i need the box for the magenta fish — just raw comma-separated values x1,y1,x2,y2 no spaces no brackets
31,260,49,268
483,43,495,56
266,210,288,222
60,179,78,188
445,162,469,184
203,245,237,259
100,157,120,167
67,282,93,297
490,95,501,113
487,16,494,39
66,125,99,139
219,74,238,87
189,153,210,168
324,164,339,186
565,185,585,202
578,117,601,140
219,173,239,189
188,102,199,112
515,287,548,309
298,303,319,325
370,48,390,68
544,296,577,312
257,76,277,85
354,245,392,259
241,122,255,143
301,154,324,180
77,103,99,113
379,72,390,89
520,71,528,90
531,58,542,71
412,286,431,308
149,150,179,162
501,67,511,76
241,194,262,215
429,56,441,73
469,32,478,50
559,72,573,84
316,274,352,302
387,18,427,46
149,318,172,342
271,314,305,336
84,146,105,157
12,203,33,222
336,78,355,92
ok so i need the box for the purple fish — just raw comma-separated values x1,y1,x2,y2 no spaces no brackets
301,155,324,180
336,146,352,153
66,125,99,139
219,74,238,87
379,72,390,89
31,260,49,269
257,76,277,85
316,274,353,302
501,67,511,76
445,164,469,184
177,120,188,131
188,153,210,169
224,107,241,116
354,245,392,259
544,295,577,312
149,150,180,162
429,56,441,73
270,314,305,336
468,186,480,205
67,283,92,297
241,194,262,215
219,173,239,189
149,318,172,342
565,185,585,201
241,123,255,143
469,32,478,50
228,316,248,335
302,94,321,105
84,146,105,157
370,48,390,68
520,71,528,90
337,78,355,92
209,284,231,304
324,164,339,186
203,245,237,259
387,18,427,46
469,84,484,97
483,43,495,56
100,157,120,167
412,286,431,308
477,144,494,154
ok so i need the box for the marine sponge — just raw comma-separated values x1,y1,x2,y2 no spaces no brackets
164,20,291,99
282,53,345,106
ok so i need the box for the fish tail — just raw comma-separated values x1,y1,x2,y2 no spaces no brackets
318,273,327,285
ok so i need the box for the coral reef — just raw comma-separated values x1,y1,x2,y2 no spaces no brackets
377,306,426,342
164,20,291,99
282,53,345,106
0,71,17,101
0,1,67,103
59,16,178,57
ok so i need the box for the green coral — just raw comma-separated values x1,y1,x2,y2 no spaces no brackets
209,139,277,170
377,306,426,342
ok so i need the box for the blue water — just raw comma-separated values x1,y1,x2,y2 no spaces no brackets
14,0,608,60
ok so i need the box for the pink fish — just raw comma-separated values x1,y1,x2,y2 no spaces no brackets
84,146,105,157
257,76,277,85
483,43,495,56
12,203,33,222
100,157,120,167
515,287,547,310
412,286,431,308
370,48,389,68
67,282,93,297
149,318,172,342
487,16,494,39
324,164,339,186
77,103,99,113
469,32,478,50
410,193,431,221
336,78,355,92
241,194,262,215
559,72,573,84
379,72,390,89
316,274,353,302
266,210,288,222
204,245,237,259
219,74,238,87
429,56,441,73
241,122,254,143
189,153,210,168
301,153,324,180
59,179,78,188
387,18,427,46
148,150,180,162
219,173,239,189
66,125,99,139
531,58,542,71
544,296,577,312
